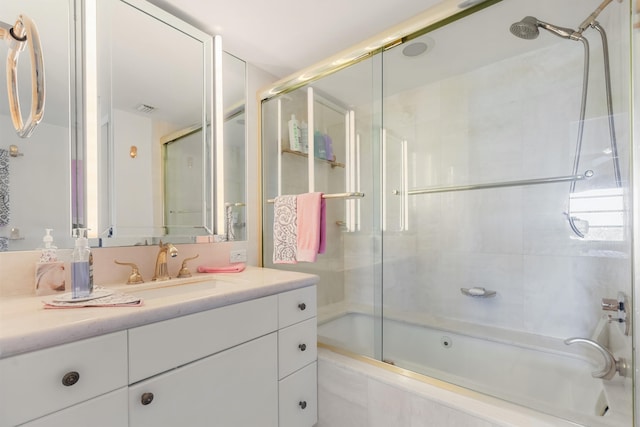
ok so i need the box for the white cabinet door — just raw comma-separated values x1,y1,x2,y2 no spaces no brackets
129,333,278,427
279,362,317,427
0,331,128,427
20,388,128,427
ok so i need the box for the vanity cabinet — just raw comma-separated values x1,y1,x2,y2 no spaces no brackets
0,284,317,427
0,331,128,427
127,295,279,426
20,389,129,427
129,334,278,426
277,286,318,427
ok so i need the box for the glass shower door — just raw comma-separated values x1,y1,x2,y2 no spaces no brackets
380,0,633,425
262,56,383,360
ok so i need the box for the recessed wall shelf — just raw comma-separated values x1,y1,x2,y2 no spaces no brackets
282,148,345,169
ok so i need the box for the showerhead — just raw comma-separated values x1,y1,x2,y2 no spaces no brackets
510,16,580,41
510,16,539,39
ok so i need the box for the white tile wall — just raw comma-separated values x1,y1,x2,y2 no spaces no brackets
340,7,632,340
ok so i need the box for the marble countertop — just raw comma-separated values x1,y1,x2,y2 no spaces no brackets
0,266,318,358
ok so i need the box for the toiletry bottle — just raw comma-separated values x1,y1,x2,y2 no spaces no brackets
314,130,326,159
71,228,93,298
35,229,67,296
299,121,309,153
324,134,334,162
39,229,57,263
288,114,301,151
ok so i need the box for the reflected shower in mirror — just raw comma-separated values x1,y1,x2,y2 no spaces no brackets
223,52,246,241
88,0,248,246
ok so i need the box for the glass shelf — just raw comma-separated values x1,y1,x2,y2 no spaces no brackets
281,148,345,169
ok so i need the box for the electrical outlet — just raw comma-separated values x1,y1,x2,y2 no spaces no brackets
230,249,247,263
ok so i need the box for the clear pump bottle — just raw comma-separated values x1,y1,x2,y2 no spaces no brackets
71,228,93,298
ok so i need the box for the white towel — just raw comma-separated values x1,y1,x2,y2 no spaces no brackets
0,149,8,227
273,195,297,264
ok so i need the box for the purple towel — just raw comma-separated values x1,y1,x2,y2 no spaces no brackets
319,198,326,254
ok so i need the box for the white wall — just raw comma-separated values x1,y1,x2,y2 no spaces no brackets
0,115,72,251
246,63,278,265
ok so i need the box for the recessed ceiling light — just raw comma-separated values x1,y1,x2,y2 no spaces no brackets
402,42,429,57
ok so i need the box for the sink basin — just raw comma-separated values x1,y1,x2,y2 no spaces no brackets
107,274,219,293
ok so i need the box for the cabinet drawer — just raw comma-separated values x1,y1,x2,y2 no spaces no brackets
278,286,316,328
278,317,317,379
278,362,317,427
0,331,128,427
129,333,278,427
129,295,278,383
20,388,128,427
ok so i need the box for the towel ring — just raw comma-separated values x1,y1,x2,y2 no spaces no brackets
1,14,45,138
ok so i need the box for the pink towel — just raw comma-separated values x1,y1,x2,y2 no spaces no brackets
296,192,325,262
197,263,246,273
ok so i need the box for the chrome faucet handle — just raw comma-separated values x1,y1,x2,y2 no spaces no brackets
114,260,144,284
602,291,630,336
564,337,629,380
177,254,199,278
601,298,619,311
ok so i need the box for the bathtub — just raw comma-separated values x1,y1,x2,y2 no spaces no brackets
318,312,627,426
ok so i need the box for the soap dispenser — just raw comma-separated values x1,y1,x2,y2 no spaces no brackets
71,228,93,298
35,229,67,296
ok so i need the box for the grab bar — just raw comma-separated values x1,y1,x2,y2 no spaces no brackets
0,14,45,138
393,171,593,196
267,192,365,204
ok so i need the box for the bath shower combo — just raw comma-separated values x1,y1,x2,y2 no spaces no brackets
510,0,623,238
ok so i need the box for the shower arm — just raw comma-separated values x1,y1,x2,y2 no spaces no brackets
577,0,622,34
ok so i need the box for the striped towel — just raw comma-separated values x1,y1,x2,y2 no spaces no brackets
0,149,8,227
273,195,297,264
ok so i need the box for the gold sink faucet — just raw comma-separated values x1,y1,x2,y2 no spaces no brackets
152,241,178,281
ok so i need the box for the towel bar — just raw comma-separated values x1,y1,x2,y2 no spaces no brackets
266,192,364,204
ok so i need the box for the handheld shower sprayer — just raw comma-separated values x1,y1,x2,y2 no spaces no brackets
509,0,622,239
509,16,583,41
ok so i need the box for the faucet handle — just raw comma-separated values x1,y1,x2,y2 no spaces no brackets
177,254,199,278
114,260,145,284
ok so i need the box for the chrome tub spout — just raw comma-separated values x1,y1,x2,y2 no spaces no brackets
564,337,629,380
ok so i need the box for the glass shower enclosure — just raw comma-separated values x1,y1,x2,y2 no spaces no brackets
261,0,634,425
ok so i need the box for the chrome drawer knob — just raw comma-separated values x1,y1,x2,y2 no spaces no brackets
298,303,306,311
141,392,154,405
61,371,80,387
299,400,307,409
298,343,307,351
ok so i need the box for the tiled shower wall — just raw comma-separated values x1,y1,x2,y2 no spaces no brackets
344,8,631,340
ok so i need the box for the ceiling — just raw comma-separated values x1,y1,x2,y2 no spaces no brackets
146,0,446,79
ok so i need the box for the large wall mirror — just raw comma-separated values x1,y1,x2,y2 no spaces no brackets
0,0,247,252
0,0,77,251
